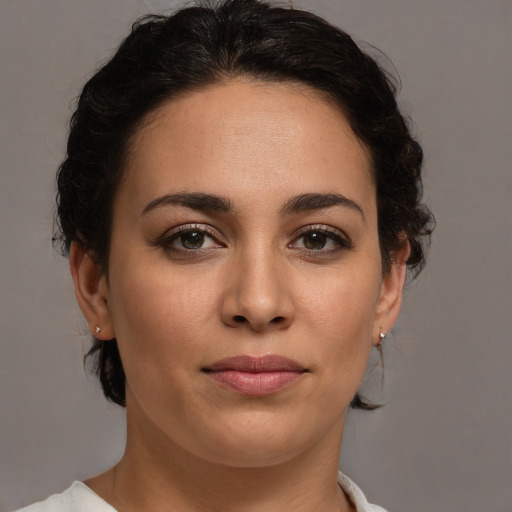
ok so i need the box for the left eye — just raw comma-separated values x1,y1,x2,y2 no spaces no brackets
290,229,348,252
302,231,330,250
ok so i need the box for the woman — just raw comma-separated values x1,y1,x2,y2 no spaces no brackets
17,0,433,510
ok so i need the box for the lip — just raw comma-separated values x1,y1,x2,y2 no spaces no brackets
202,355,307,396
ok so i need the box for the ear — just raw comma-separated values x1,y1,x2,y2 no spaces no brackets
69,242,115,340
372,242,411,346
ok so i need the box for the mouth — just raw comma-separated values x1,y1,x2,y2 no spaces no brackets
202,355,308,396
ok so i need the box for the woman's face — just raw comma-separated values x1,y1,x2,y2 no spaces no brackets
74,80,406,467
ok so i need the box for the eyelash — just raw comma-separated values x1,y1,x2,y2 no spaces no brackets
289,225,352,256
155,224,224,257
154,223,352,258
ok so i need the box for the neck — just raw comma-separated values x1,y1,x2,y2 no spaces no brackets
86,400,354,512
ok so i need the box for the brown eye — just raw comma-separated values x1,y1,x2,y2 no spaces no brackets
289,226,352,257
157,224,224,255
303,232,327,250
180,230,205,249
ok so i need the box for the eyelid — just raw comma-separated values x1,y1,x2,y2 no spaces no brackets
154,223,226,249
153,222,351,257
292,224,351,243
288,224,353,253
162,223,222,239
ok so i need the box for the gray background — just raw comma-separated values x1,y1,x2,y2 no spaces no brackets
1,1,510,511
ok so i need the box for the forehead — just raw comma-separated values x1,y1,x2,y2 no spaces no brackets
119,79,374,215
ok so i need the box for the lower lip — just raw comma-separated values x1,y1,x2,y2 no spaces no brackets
205,370,304,396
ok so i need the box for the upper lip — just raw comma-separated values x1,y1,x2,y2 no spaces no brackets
203,355,306,373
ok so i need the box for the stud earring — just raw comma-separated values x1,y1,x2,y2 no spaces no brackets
95,326,101,335
379,332,387,344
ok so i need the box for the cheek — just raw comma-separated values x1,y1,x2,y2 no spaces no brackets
299,268,381,391
108,262,222,371
107,265,226,428
299,263,381,335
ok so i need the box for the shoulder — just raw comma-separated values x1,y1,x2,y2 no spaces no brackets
338,472,388,512
11,482,117,512
15,474,384,512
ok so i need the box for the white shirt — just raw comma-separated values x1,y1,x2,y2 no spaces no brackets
13,472,387,512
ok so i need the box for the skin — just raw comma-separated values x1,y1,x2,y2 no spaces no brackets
70,79,409,512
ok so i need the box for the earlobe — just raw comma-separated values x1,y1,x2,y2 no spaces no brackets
373,242,410,346
69,242,115,340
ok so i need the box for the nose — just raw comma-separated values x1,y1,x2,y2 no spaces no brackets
220,248,295,332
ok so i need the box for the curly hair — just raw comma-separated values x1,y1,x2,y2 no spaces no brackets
55,0,434,409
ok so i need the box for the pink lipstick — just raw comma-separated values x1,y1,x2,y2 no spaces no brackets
202,355,307,396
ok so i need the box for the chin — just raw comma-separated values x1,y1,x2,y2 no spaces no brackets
181,411,341,469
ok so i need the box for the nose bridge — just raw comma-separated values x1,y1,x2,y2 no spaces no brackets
240,243,282,305
222,236,294,331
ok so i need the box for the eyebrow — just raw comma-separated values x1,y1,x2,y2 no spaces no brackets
141,191,364,221
280,193,365,221
141,192,233,216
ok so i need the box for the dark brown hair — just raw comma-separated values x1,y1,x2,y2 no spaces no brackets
55,0,434,408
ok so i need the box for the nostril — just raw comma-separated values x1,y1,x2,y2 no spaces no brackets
229,315,289,328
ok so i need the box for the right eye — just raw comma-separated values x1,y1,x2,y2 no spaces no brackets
172,229,215,250
156,224,225,256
